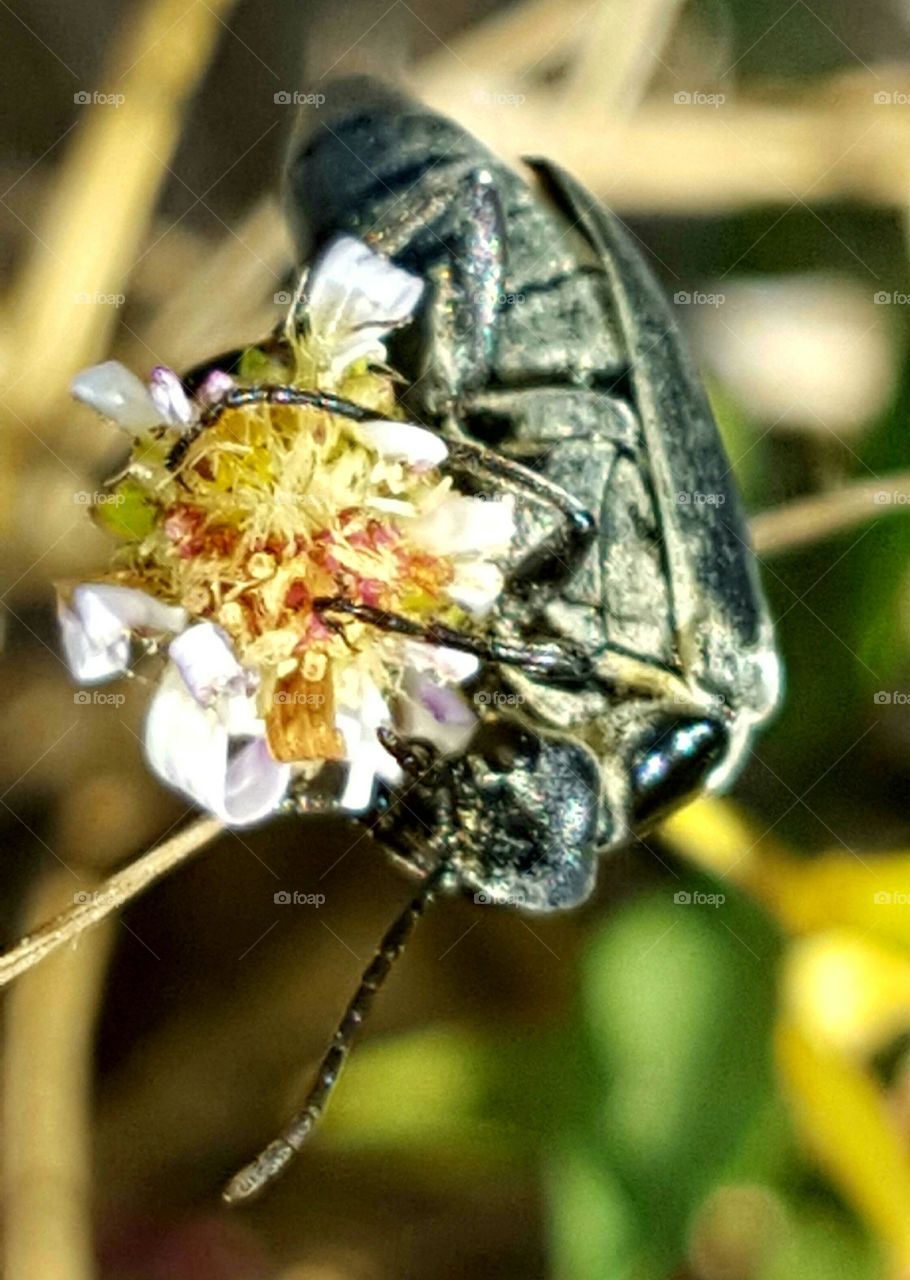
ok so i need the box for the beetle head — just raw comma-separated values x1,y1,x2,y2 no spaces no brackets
374,720,604,912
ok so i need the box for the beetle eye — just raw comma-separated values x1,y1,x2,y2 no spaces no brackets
630,715,728,828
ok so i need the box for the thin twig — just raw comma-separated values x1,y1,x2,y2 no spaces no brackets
751,472,910,557
4,871,115,1280
0,815,223,990
561,0,688,115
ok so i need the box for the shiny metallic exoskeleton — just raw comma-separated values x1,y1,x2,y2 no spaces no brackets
224,77,780,1202
286,77,780,910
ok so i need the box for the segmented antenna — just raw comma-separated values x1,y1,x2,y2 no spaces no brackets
223,863,447,1205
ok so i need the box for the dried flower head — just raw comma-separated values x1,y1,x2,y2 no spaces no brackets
59,237,515,824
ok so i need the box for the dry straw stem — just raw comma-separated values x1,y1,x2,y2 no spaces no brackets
3,0,240,420
751,472,910,557
559,0,688,115
4,871,116,1280
0,816,223,991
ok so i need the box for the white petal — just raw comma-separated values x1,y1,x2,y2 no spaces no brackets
59,584,186,684
446,561,505,617
149,365,194,427
364,496,416,516
306,235,423,375
328,338,388,380
144,665,289,826
71,361,163,431
397,670,477,756
400,639,480,684
412,493,515,557
357,419,447,470
334,676,403,813
59,603,129,683
169,622,253,707
335,714,381,814
223,738,291,825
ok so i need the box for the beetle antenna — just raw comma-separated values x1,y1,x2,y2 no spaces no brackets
223,862,448,1205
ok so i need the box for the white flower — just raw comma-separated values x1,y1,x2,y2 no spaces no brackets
333,643,481,814
144,624,290,826
305,236,424,379
447,561,505,618
58,583,187,683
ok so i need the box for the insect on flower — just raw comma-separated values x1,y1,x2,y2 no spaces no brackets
59,76,781,1204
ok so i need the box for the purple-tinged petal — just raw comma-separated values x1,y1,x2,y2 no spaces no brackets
149,365,194,427
58,583,186,684
169,622,253,707
397,670,477,756
144,665,289,826
197,369,236,407
223,738,292,825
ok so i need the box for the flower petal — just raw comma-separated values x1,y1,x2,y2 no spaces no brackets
400,639,480,684
149,365,194,427
397,670,478,756
334,675,402,813
169,622,254,707
357,420,448,470
223,738,292,825
59,583,186,683
412,493,515,557
306,235,423,376
197,369,235,406
446,561,505,617
144,665,289,825
71,361,163,431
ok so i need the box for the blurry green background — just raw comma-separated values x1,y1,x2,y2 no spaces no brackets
1,1,909,1278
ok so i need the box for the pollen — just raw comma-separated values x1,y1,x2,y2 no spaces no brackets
96,371,461,763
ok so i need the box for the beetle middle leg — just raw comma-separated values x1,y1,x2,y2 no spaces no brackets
313,597,597,687
442,437,597,595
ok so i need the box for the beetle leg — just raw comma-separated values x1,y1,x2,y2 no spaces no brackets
443,437,597,594
166,384,398,471
313,597,598,689
361,165,507,409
